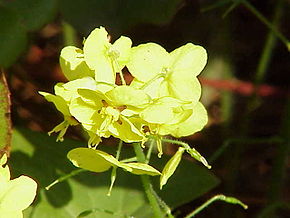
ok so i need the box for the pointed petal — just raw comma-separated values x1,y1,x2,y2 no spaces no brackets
83,27,109,70
106,86,151,108
111,36,132,67
83,27,115,84
160,76,201,102
108,116,145,143
69,97,102,125
167,102,208,138
0,175,37,212
60,46,94,81
39,92,70,116
170,43,207,77
127,43,169,82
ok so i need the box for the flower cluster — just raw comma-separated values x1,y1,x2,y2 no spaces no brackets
40,27,209,189
40,27,207,154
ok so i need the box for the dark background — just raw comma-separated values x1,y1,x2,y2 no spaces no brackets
0,0,289,217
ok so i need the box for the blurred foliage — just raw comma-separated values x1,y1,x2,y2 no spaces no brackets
0,0,182,68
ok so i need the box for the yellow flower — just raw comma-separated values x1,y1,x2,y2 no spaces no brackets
0,154,37,218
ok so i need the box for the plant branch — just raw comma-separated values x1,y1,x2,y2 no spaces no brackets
185,194,248,218
242,0,290,51
45,169,86,190
133,143,164,218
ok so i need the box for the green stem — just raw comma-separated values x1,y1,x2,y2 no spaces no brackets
119,70,127,86
185,194,247,218
201,0,231,13
209,136,283,164
133,143,164,218
222,2,285,216
108,140,123,196
254,0,283,85
45,169,86,190
116,140,123,160
161,138,211,169
222,1,241,18
242,0,290,51
146,139,155,164
266,97,290,217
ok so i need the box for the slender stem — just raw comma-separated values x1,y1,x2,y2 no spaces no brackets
108,140,123,196
201,0,231,13
45,169,86,190
146,139,155,164
133,143,164,218
152,189,174,218
266,97,290,216
222,2,285,216
242,0,290,51
116,140,123,160
209,136,283,164
185,194,247,218
254,0,283,85
113,59,126,85
119,70,127,86
161,138,211,169
160,137,188,148
222,1,241,18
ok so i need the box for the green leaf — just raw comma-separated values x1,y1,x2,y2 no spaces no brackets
160,147,185,190
2,0,58,31
0,7,27,68
123,162,161,176
10,127,219,217
60,46,94,81
0,72,11,152
67,148,119,173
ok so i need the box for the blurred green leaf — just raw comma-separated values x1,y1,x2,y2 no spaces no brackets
10,127,219,217
59,0,183,35
0,7,27,68
0,72,11,152
2,0,58,31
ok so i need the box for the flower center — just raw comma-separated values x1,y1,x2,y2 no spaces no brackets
98,104,121,136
